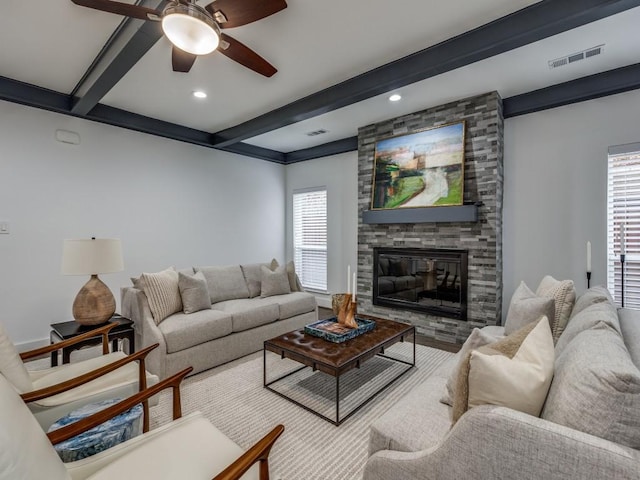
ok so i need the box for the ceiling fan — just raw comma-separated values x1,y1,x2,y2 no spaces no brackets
70,0,287,77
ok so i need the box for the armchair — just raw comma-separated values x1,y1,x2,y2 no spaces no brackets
0,368,284,480
0,321,159,430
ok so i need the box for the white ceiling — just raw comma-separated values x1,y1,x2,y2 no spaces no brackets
1,0,638,154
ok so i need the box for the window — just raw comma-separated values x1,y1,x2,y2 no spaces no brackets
607,143,640,308
293,188,327,292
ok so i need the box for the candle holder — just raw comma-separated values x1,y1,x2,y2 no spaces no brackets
586,271,591,289
621,254,626,308
336,293,358,329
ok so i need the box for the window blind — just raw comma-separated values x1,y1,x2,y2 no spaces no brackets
607,144,640,308
293,188,327,292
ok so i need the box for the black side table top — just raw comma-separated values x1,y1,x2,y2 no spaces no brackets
51,315,133,339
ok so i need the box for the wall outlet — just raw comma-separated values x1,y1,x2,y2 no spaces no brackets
0,222,9,234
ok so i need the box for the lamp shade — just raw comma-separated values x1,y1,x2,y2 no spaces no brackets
61,239,124,275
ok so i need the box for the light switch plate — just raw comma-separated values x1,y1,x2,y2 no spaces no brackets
0,222,9,234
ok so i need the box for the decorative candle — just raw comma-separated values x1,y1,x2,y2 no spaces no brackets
621,225,626,255
587,241,592,272
352,272,357,302
347,265,351,294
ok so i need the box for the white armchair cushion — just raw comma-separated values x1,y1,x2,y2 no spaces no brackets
67,412,258,480
0,373,72,480
0,322,33,393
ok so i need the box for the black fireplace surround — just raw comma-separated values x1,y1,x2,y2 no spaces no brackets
373,247,468,321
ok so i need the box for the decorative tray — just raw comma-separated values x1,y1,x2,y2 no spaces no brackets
304,317,376,343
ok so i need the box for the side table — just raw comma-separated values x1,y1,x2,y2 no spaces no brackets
50,315,135,367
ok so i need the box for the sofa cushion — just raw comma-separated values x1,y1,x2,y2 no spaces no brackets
0,322,33,393
619,308,640,368
505,281,555,335
178,271,211,314
261,265,291,298
536,275,576,342
212,298,280,332
570,285,614,318
542,323,640,449
158,310,233,353
141,267,183,324
195,265,250,303
555,300,620,356
274,292,316,319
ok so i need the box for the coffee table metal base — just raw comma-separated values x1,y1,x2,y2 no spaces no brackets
263,336,415,426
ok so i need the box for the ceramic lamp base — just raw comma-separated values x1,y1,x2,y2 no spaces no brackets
72,275,116,326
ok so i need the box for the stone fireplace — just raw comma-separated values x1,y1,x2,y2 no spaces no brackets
357,92,504,344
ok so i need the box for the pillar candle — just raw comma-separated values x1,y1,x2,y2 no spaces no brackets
587,241,591,272
352,272,357,302
347,265,351,294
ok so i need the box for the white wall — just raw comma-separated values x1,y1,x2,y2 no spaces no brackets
0,100,285,347
285,152,358,308
503,89,640,315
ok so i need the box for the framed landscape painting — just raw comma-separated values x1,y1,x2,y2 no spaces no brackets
370,121,466,210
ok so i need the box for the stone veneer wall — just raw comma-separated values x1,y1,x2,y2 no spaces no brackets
357,92,504,344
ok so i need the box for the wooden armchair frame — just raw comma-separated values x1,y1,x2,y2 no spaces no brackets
47,367,285,480
19,322,158,432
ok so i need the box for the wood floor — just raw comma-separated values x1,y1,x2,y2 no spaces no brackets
317,307,461,353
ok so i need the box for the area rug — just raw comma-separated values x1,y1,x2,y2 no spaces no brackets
149,343,452,480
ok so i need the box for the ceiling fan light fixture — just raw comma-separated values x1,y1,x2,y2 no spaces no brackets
162,3,220,55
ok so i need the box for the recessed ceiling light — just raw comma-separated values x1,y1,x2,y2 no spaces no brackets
192,91,207,99
389,94,402,102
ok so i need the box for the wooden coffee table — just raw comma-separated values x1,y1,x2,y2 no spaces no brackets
263,316,415,425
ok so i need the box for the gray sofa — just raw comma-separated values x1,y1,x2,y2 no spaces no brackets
364,286,640,479
121,263,317,380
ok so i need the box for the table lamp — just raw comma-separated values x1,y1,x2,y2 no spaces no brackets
61,238,124,326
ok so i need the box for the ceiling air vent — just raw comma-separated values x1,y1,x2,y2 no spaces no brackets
306,129,328,137
548,44,604,70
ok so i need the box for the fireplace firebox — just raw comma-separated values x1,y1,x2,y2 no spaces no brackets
373,247,468,321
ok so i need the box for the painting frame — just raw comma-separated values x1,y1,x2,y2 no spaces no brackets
370,120,466,210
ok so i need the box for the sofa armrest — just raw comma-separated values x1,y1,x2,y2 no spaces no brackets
121,286,168,379
364,405,640,480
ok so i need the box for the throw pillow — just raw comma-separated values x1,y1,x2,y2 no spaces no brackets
542,323,640,449
285,261,303,292
141,267,182,324
440,328,501,406
536,275,576,342
504,281,555,335
130,276,145,291
260,265,291,298
194,265,250,304
0,322,33,393
452,316,554,424
178,271,211,314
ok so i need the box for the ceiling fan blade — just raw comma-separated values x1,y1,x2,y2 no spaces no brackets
70,0,162,21
172,47,198,73
205,0,287,28
218,33,277,77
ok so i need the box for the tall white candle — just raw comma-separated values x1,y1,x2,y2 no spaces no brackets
587,241,592,272
352,272,357,302
347,265,351,294
621,225,626,255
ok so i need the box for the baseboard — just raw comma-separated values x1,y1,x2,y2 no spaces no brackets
15,337,49,353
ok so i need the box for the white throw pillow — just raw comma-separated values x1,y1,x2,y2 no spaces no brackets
468,316,555,417
141,267,182,324
0,322,33,393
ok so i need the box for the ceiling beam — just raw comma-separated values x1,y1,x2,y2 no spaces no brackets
211,0,640,148
503,62,640,118
285,137,358,164
70,1,167,116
